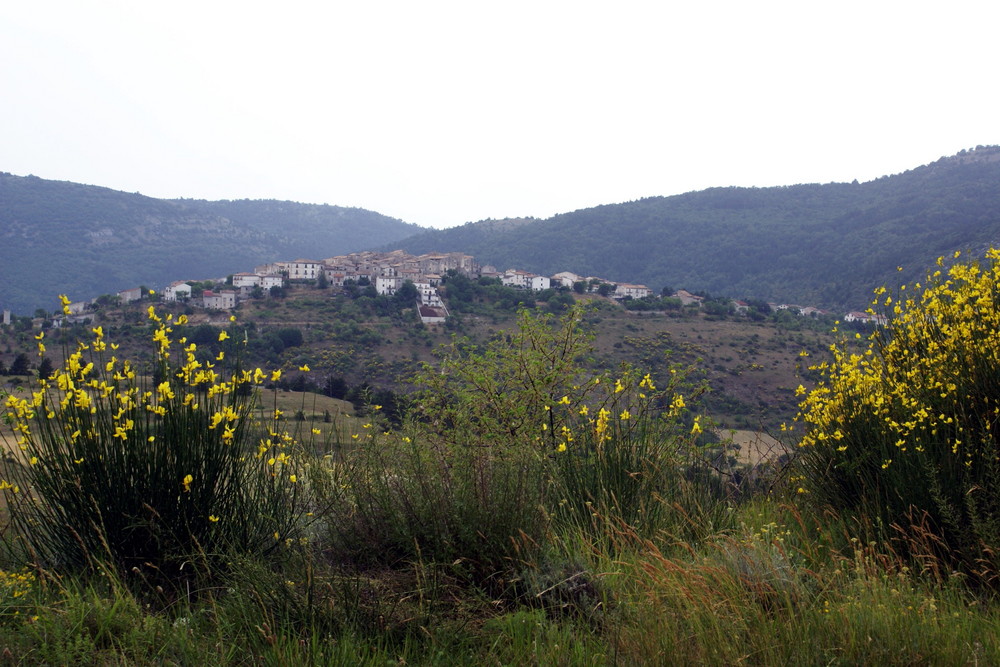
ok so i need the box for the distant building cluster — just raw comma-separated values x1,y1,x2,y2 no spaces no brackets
17,248,884,329
44,250,656,326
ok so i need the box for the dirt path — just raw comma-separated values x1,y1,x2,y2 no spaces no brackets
718,429,790,466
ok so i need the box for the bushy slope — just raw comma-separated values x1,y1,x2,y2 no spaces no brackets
392,147,1000,307
0,174,421,314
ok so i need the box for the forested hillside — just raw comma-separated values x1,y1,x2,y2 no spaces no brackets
6,147,1000,315
0,174,421,314
392,147,1000,307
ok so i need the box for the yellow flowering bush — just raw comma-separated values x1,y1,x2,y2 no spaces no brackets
796,250,1000,580
0,569,36,624
0,305,304,583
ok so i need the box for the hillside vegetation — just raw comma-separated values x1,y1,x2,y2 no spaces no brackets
392,146,1000,308
1,251,999,663
6,146,1000,317
0,173,421,315
2,282,843,430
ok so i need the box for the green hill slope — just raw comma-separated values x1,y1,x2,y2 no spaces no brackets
391,147,1000,307
0,174,422,315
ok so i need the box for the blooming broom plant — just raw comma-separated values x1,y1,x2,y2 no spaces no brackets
1,303,305,582
796,250,1000,582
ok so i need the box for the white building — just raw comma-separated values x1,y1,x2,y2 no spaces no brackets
118,287,142,303
528,275,551,291
232,273,261,289
163,281,193,302
414,282,443,306
259,275,284,290
376,276,403,295
551,271,582,288
614,284,651,300
284,260,322,281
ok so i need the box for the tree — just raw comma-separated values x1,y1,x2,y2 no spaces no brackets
394,280,419,307
411,306,597,445
276,328,303,349
316,272,329,289
9,353,31,376
547,291,576,314
36,357,54,379
323,375,349,400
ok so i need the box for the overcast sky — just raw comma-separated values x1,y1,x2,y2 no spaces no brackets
3,1,998,229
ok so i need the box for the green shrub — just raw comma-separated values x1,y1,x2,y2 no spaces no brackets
796,250,1000,583
318,306,710,580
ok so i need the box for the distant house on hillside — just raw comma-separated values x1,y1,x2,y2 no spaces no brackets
118,287,142,304
502,270,550,291
528,275,551,291
673,290,704,306
285,260,321,281
501,270,531,289
843,311,887,325
163,281,192,302
614,284,651,300
202,289,236,310
551,271,582,288
259,274,283,290
67,301,88,315
376,276,403,295
415,283,443,306
232,273,261,289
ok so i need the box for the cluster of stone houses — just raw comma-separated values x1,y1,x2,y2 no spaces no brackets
40,248,887,328
138,251,654,324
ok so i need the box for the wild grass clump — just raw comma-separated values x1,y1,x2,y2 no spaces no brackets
551,365,709,536
796,249,1000,584
0,303,305,585
319,426,549,581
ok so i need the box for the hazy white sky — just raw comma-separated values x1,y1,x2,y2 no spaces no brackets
3,1,998,229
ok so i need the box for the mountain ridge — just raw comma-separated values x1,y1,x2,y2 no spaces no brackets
0,174,422,314
387,146,1000,307
5,146,1000,314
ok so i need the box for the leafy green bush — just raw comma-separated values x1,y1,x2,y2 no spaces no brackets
796,250,1000,583
1,305,305,584
318,307,709,579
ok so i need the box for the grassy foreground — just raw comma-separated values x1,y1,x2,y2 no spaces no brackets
0,299,998,665
0,499,995,665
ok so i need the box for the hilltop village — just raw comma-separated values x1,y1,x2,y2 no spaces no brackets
10,249,885,328
46,251,658,326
